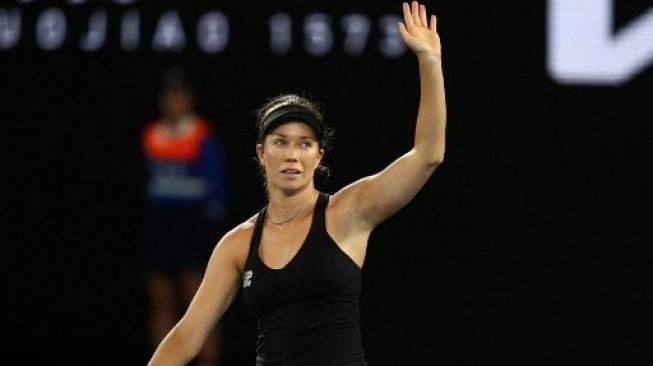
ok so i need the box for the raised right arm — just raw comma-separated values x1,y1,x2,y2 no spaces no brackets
147,227,248,366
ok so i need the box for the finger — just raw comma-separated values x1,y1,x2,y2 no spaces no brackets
397,22,409,40
430,14,437,32
403,2,414,31
420,4,428,27
411,1,420,26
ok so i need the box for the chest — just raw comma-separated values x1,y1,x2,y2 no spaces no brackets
258,213,313,270
243,213,362,316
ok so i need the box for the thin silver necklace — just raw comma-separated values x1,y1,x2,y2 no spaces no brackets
267,190,318,225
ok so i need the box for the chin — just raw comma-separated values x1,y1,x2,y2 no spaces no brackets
275,180,311,195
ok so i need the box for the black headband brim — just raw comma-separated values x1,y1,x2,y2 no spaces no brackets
260,105,324,140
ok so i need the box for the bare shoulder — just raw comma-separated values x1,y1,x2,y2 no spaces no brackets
329,179,363,211
325,182,372,238
327,178,371,222
222,213,258,244
213,213,259,274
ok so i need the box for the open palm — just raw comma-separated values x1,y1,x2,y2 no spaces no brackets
398,1,442,58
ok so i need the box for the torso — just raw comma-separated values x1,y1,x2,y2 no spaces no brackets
240,192,368,365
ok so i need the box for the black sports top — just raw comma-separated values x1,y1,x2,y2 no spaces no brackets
242,192,368,366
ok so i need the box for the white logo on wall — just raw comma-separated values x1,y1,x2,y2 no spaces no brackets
243,270,253,288
548,0,653,85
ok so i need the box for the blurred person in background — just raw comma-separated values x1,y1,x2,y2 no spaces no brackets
142,67,229,366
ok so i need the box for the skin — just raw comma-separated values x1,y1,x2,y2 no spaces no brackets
159,88,195,126
148,2,445,364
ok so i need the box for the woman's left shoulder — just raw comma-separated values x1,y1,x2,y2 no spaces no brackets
324,188,367,234
327,182,365,213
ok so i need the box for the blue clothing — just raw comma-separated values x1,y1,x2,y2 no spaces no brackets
142,118,228,274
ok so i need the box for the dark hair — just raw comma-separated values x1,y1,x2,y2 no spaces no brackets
254,93,334,181
160,66,194,95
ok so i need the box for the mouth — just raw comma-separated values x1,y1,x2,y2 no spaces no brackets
280,168,302,177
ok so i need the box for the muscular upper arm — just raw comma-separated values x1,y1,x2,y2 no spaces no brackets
333,148,440,231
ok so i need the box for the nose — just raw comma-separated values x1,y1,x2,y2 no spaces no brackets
284,145,299,161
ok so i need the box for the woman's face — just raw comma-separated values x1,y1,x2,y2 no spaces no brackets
256,122,324,194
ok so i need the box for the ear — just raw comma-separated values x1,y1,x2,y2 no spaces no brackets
256,143,265,165
317,148,325,168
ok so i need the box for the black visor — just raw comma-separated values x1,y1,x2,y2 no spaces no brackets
259,105,324,141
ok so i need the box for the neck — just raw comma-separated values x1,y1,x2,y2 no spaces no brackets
266,186,318,224
162,114,194,131
268,185,317,209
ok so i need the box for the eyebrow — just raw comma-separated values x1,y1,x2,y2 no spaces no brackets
270,133,316,140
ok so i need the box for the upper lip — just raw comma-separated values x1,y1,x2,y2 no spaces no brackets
280,168,302,173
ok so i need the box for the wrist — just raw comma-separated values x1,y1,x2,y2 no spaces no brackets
416,53,442,63
417,54,442,70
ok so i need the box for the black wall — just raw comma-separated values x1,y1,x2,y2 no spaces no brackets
4,1,652,364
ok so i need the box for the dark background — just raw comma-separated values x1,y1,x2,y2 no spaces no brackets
4,1,652,365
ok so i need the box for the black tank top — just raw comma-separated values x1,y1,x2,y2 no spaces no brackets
242,192,368,366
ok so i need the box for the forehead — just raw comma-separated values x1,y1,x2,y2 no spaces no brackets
268,121,318,139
